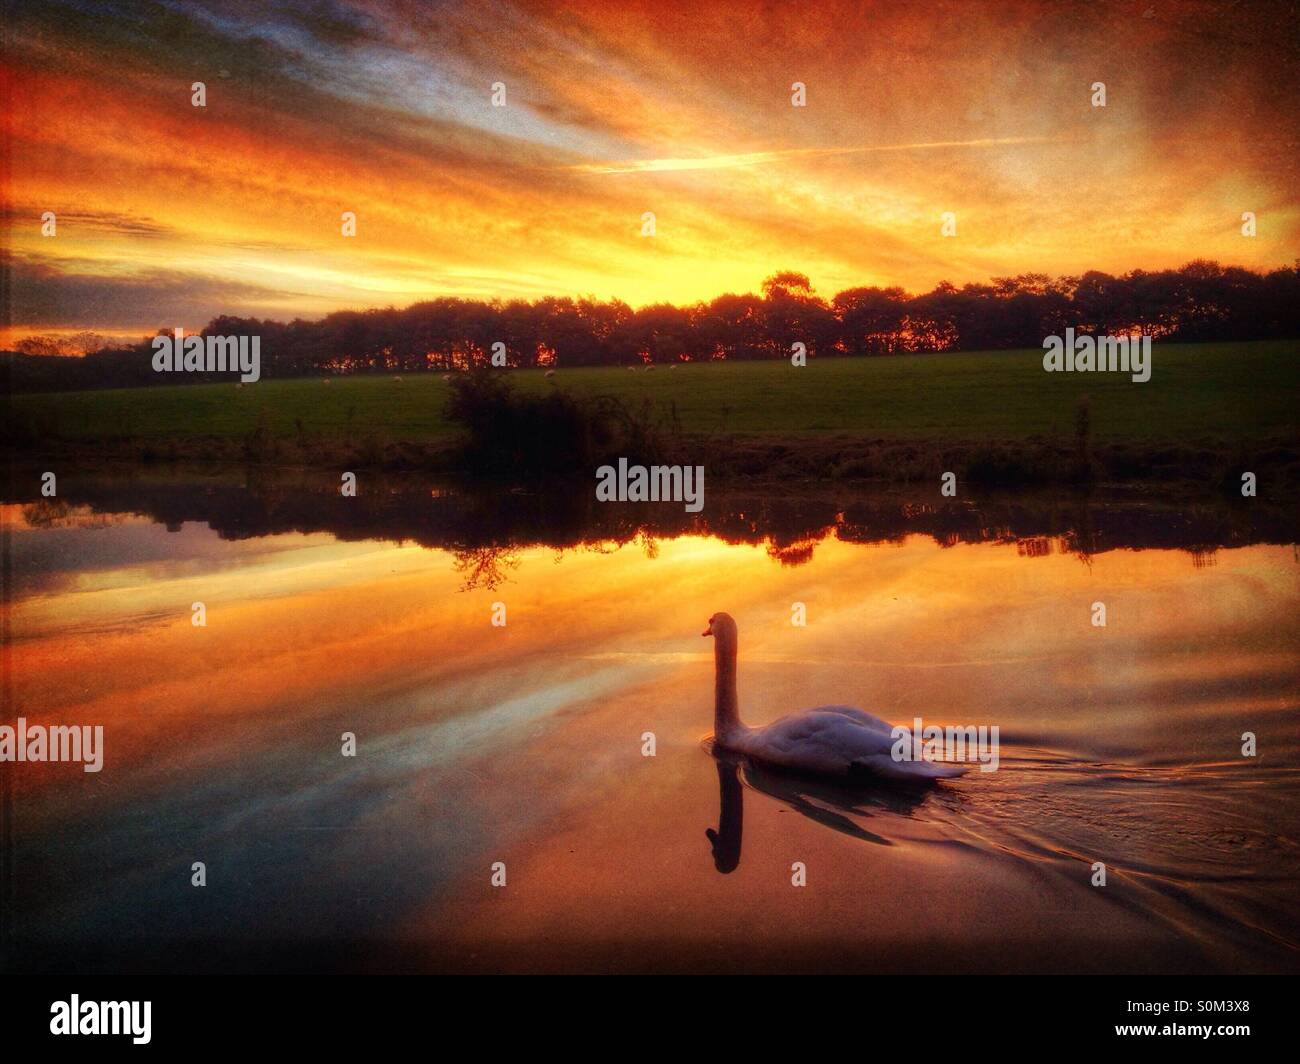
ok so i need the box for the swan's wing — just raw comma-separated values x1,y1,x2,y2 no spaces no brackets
742,709,969,780
804,704,896,734
742,710,898,774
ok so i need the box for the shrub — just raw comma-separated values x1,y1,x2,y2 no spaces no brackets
445,370,670,480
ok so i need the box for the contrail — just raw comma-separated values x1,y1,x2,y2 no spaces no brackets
564,135,1069,175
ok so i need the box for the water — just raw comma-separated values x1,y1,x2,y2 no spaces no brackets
4,473,1298,973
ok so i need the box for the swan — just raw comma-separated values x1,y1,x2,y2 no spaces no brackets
703,612,967,782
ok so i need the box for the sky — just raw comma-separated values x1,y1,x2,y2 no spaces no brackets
4,0,1299,344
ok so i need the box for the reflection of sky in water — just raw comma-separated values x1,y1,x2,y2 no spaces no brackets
7,512,1300,972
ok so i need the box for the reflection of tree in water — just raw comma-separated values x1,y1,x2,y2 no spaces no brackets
547,529,662,568
21,499,74,527
637,530,659,559
1060,525,1096,567
452,546,521,591
764,521,834,568
1017,536,1052,558
765,538,819,567
21,499,122,531
12,471,1293,566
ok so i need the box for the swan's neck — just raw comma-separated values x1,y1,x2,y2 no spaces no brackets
715,637,742,739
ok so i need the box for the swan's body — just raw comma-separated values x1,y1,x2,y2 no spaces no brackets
704,612,966,782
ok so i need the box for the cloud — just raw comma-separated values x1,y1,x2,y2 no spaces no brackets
562,137,1075,175
4,253,306,331
3,0,1297,335
2,204,174,238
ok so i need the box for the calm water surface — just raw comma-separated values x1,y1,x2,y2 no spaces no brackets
5,488,1299,973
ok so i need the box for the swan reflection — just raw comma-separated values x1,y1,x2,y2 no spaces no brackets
705,743,945,873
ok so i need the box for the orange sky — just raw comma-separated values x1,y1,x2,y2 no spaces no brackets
4,0,1298,343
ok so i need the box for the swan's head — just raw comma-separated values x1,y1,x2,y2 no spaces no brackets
702,612,738,646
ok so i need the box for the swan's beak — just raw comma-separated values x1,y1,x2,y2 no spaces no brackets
702,622,713,637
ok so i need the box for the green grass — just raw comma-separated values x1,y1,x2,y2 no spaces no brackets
14,340,1297,445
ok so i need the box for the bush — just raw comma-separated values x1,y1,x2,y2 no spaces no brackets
445,370,670,480
243,408,278,463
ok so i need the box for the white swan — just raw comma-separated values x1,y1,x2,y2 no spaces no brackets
703,612,967,782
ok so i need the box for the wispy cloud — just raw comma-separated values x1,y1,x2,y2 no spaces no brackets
3,0,1297,341
562,136,1075,175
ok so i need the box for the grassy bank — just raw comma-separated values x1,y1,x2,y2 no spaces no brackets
11,340,1297,443
8,341,1297,493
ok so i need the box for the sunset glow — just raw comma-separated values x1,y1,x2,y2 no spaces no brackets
5,0,1298,344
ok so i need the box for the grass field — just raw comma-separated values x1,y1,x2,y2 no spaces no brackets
12,340,1298,445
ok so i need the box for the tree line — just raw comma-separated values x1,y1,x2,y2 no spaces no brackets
6,259,1299,391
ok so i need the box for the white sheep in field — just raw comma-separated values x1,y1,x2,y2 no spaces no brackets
441,373,451,381
644,364,655,372
394,376,402,382
323,378,332,385
545,369,556,378
626,365,637,372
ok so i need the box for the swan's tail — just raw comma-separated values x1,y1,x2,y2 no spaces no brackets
852,755,969,781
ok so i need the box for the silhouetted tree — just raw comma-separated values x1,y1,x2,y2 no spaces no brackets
6,260,1299,391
